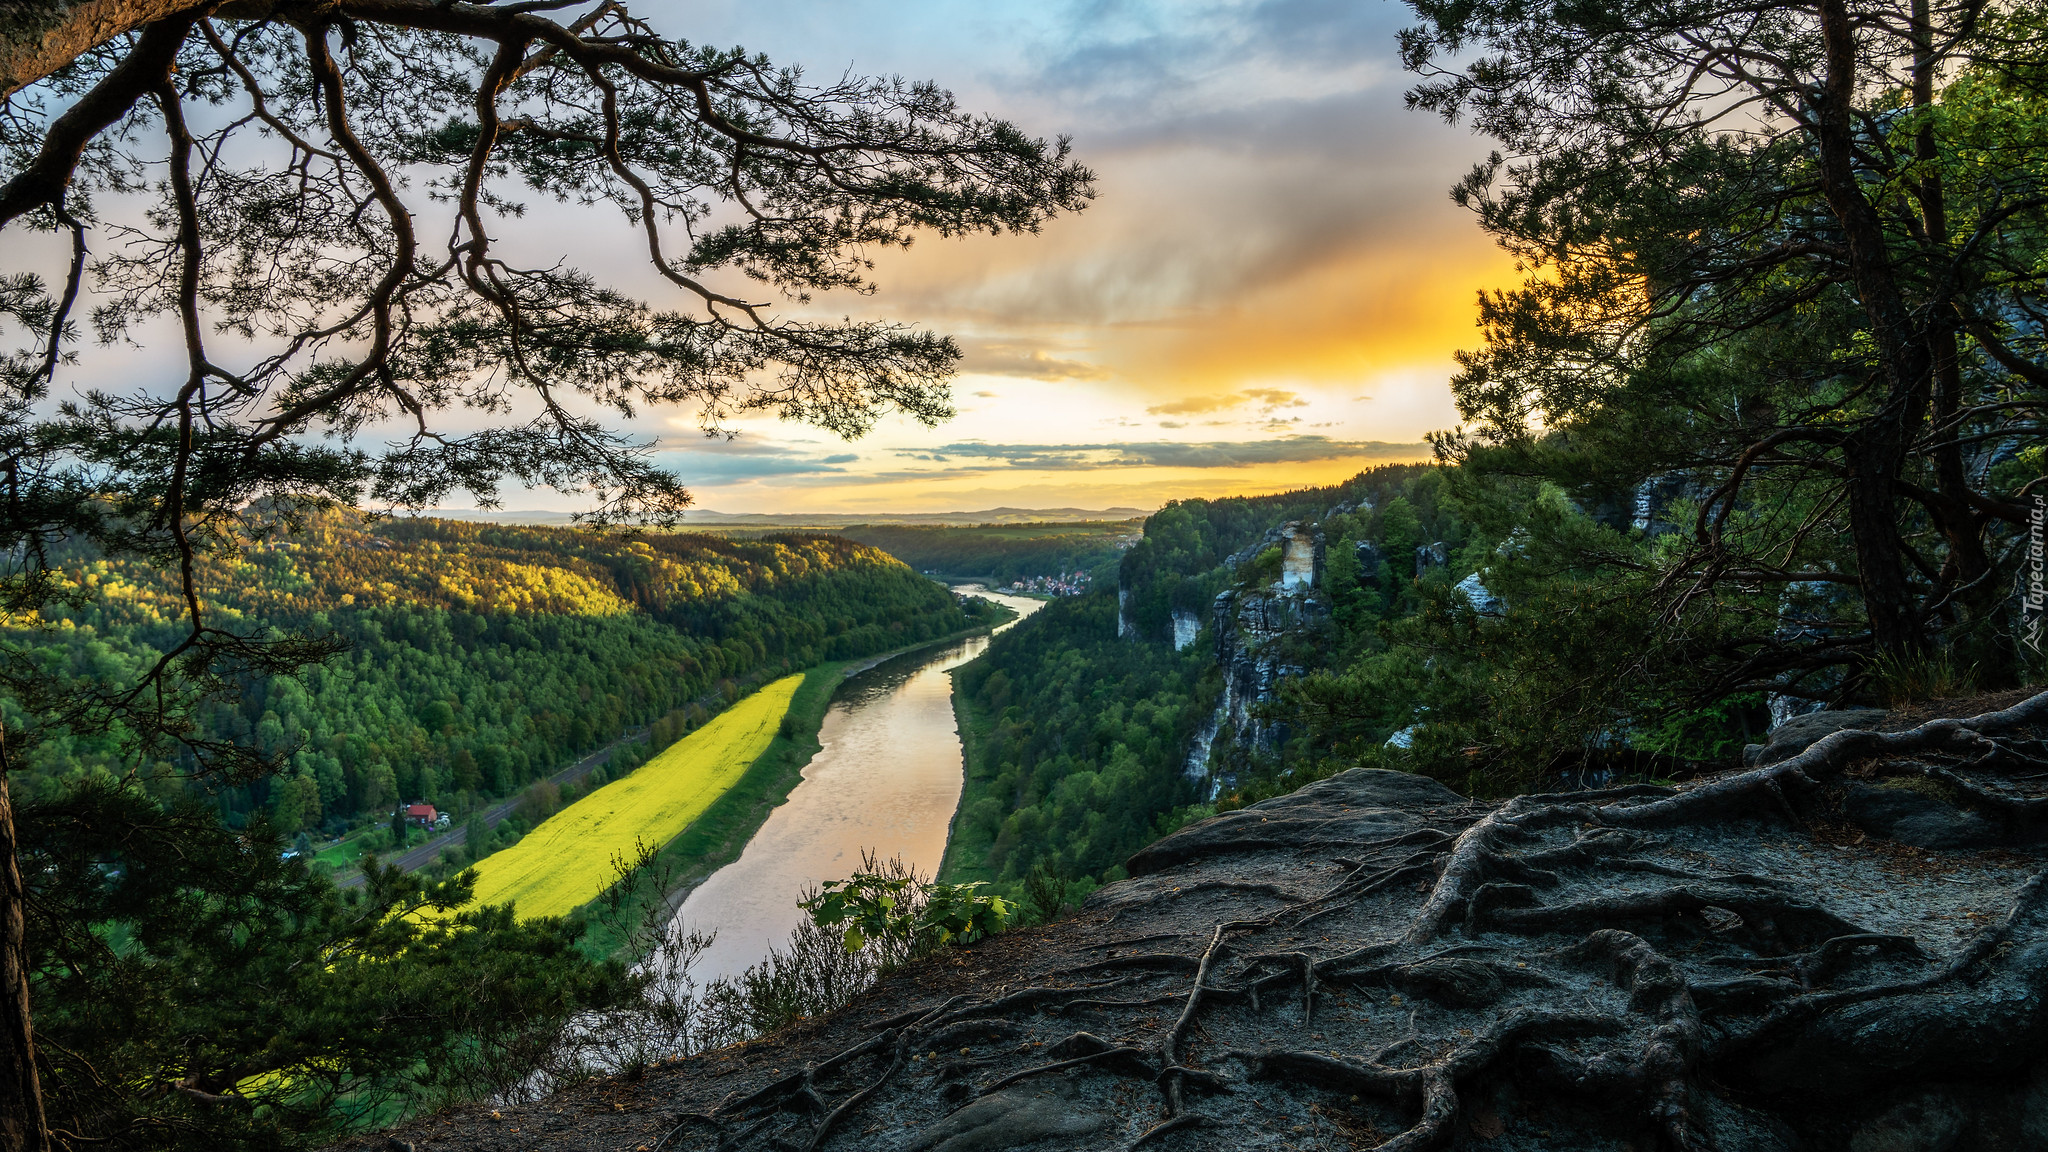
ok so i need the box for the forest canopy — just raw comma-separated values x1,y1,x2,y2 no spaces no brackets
833,521,1139,585
16,510,971,832
1402,0,2046,675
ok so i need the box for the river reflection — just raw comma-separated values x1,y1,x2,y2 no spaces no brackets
668,585,1043,983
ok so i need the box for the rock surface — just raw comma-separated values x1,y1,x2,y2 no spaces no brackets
1842,782,2002,849
906,1084,1105,1152
1745,708,1891,765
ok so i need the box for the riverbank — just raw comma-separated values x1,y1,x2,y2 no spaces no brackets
936,687,997,887
574,608,1023,961
336,691,2048,1152
833,596,1018,679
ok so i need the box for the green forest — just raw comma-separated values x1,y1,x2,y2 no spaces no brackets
832,521,1138,584
12,511,972,834
943,591,1213,895
949,413,2040,902
936,0,2048,905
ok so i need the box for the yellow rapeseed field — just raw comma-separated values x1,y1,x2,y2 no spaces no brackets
463,673,804,921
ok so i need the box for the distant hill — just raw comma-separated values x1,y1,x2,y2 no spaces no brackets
831,522,1140,584
16,510,973,836
425,506,1154,527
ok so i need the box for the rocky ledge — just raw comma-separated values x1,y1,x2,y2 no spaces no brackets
347,688,2048,1152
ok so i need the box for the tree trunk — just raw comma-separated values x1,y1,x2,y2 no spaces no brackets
1813,0,1933,653
0,727,49,1152
1842,427,1923,651
1912,0,1992,609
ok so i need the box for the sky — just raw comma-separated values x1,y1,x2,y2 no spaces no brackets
560,0,1512,514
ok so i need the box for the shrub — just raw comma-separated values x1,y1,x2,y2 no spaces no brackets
801,851,1011,962
1868,648,1981,707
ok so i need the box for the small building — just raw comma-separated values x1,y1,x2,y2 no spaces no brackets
403,803,440,829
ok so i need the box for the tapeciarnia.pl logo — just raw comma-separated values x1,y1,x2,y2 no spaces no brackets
2028,494,2045,656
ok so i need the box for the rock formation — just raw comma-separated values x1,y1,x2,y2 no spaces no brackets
1185,520,1333,781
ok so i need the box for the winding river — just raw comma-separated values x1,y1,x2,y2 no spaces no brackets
668,585,1043,983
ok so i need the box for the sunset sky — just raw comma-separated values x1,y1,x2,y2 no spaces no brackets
593,0,1512,514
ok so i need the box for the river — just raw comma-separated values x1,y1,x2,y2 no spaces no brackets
668,585,1044,983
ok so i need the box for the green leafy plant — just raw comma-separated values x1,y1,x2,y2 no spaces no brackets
915,880,1013,946
1244,545,1284,585
801,858,1011,961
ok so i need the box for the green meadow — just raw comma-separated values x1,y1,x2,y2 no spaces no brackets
462,674,805,921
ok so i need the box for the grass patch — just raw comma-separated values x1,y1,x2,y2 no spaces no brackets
463,673,805,922
1869,648,1982,707
570,660,850,960
309,835,366,870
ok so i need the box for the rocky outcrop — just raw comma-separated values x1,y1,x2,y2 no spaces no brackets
1177,519,1339,784
1351,539,1382,586
1744,708,1890,766
1632,470,1709,535
1277,521,1320,592
1206,587,1328,759
1454,571,1501,615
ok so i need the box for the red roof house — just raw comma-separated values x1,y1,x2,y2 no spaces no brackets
404,803,438,827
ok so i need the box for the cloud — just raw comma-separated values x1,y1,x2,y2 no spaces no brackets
1240,388,1308,409
1027,0,1409,123
901,436,1422,471
957,339,1111,380
653,433,858,483
526,0,1497,508
1145,388,1307,416
1146,394,1241,416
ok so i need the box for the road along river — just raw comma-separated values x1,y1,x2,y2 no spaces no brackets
667,585,1043,983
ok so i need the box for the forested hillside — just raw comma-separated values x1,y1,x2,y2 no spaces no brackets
944,592,1212,895
833,521,1138,584
13,512,969,832
943,466,1453,898
947,431,2040,903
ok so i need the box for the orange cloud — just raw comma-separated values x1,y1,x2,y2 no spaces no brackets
1145,389,1310,416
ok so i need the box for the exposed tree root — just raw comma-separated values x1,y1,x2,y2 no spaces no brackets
1124,1112,1219,1151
